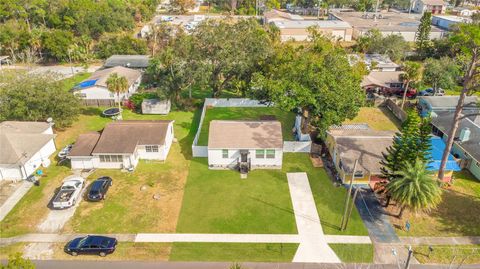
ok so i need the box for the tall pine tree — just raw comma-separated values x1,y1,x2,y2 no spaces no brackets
381,110,432,181
416,12,432,57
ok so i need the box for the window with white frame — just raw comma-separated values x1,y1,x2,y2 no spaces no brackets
266,149,275,159
255,149,265,159
99,155,123,163
222,149,228,158
145,145,159,152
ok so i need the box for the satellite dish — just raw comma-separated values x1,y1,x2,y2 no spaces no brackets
46,117,53,123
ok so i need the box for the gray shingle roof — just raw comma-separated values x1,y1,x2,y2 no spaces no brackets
104,55,150,68
431,111,480,162
420,96,479,110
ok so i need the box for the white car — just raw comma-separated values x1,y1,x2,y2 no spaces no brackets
58,144,73,159
52,176,85,209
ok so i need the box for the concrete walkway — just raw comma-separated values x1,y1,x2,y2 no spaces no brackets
286,172,341,263
0,181,33,222
400,236,480,245
0,233,370,245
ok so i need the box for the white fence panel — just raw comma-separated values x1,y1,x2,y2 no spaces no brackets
192,146,208,157
283,141,312,153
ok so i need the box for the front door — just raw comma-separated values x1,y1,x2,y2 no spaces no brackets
240,151,248,162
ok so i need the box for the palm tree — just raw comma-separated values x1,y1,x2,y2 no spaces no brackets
106,73,129,119
386,160,442,218
400,61,422,109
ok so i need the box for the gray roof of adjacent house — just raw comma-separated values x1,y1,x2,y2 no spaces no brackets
208,120,283,149
361,71,404,88
91,120,173,154
419,96,479,110
328,129,395,174
431,111,480,161
0,121,54,165
104,55,150,69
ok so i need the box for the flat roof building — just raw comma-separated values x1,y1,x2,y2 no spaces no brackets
272,20,353,41
328,11,445,41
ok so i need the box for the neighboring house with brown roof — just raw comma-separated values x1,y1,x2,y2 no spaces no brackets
207,120,283,170
68,120,174,170
0,121,56,181
325,128,395,185
71,66,142,106
361,71,404,93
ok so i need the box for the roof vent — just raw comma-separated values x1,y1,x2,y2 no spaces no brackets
459,127,471,142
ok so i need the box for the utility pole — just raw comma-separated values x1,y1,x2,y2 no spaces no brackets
374,0,380,22
317,0,321,19
405,246,413,269
343,187,359,231
341,159,357,231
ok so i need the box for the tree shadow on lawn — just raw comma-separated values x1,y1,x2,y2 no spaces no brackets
178,107,202,160
379,106,402,130
431,189,480,236
80,107,104,116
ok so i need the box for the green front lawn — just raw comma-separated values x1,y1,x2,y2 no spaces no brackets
394,170,480,237
176,158,297,234
413,245,480,264
343,107,401,131
197,107,296,146
283,154,369,236
329,244,374,263
169,243,298,262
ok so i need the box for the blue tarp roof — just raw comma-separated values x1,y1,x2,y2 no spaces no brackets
427,136,461,172
75,79,98,89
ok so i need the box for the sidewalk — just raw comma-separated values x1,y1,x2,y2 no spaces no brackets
400,236,480,245
287,172,341,263
0,181,33,222
0,233,370,245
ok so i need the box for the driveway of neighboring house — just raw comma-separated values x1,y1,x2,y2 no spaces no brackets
0,181,34,222
24,181,87,259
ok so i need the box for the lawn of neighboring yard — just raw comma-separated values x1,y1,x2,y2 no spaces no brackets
343,107,401,131
413,245,480,264
64,109,197,233
169,243,299,262
175,158,297,234
393,170,480,237
196,107,296,146
0,243,27,259
283,154,369,236
329,244,374,263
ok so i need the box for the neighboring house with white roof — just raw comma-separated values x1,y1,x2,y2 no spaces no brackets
68,121,174,170
432,15,472,30
264,9,304,23
413,0,446,14
71,66,142,106
0,121,56,181
348,54,400,72
207,120,283,171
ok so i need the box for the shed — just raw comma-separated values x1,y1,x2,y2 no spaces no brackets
141,99,171,115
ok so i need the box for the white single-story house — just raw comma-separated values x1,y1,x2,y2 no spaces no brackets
68,120,174,170
207,120,283,170
71,66,142,106
0,121,56,181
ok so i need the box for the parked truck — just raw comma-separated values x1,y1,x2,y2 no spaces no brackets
52,176,85,209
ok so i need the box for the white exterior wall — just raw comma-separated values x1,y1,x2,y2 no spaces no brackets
208,148,283,169
74,76,141,101
0,138,56,180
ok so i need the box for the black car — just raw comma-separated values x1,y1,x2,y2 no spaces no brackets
87,177,112,201
65,235,117,257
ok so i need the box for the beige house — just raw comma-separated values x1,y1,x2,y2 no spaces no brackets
361,71,404,93
413,0,446,14
272,20,353,42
